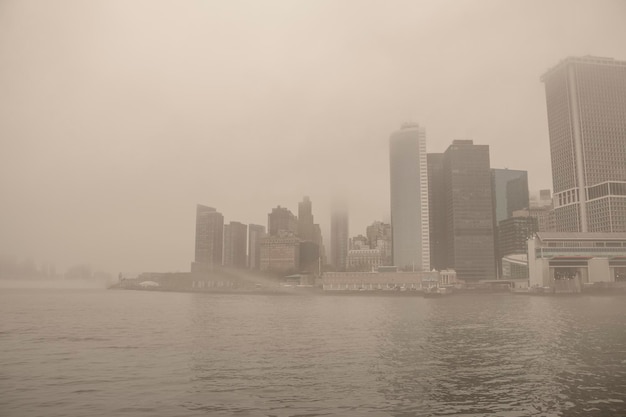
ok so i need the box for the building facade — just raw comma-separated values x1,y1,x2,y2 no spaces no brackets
247,224,266,269
513,206,556,233
259,232,300,273
322,270,440,291
268,206,298,237
498,217,538,273
223,221,247,268
298,196,315,241
346,248,383,272
542,56,626,232
330,201,349,271
429,140,497,281
366,221,392,265
297,196,324,270
492,168,529,223
528,232,626,292
389,123,430,271
192,205,224,273
427,153,447,271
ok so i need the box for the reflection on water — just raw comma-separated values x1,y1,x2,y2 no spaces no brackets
1,289,625,416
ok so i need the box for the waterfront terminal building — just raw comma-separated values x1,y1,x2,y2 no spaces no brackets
528,232,626,292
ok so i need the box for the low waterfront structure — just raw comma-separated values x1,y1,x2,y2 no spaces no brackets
322,270,441,291
528,232,626,292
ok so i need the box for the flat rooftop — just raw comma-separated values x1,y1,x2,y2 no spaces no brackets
536,232,626,241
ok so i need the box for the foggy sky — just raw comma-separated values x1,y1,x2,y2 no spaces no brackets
1,0,625,275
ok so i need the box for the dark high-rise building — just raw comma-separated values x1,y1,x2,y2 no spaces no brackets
427,153,446,271
268,206,298,237
248,224,266,269
299,241,320,274
542,56,626,232
330,201,349,271
498,217,538,258
313,223,326,266
491,168,529,277
298,196,315,241
429,140,496,282
389,123,430,271
223,221,247,268
492,169,529,223
192,205,224,273
296,196,324,272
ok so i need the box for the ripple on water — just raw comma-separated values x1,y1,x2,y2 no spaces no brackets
1,291,626,416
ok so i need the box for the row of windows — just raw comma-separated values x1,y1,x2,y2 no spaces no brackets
536,247,626,257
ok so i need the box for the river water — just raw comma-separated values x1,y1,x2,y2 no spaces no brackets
1,287,625,416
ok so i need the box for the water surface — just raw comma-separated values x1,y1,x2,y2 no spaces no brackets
1,288,625,416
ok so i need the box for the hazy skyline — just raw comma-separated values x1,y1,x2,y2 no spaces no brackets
1,0,625,275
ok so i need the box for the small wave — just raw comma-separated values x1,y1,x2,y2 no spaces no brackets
102,345,140,349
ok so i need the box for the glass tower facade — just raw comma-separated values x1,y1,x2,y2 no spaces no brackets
389,123,430,271
542,56,626,232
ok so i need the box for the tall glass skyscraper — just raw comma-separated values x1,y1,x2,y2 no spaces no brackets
330,199,349,271
542,56,626,232
428,140,496,282
192,205,224,273
389,123,430,271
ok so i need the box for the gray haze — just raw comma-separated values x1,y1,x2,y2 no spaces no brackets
1,0,625,275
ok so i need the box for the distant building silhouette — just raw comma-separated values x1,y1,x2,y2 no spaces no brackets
223,221,247,268
299,240,320,274
389,123,430,271
491,169,529,224
542,56,626,232
192,205,224,273
330,200,349,271
298,196,315,241
313,223,326,267
268,206,298,237
247,224,266,269
513,189,556,233
260,231,300,273
491,168,529,277
366,221,392,265
297,196,325,271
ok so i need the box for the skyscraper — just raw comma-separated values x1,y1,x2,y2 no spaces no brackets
313,223,326,266
248,224,266,269
389,123,430,271
330,200,349,271
297,196,324,272
429,140,496,282
223,221,247,268
491,168,529,277
268,206,298,237
491,168,529,224
298,196,315,241
191,205,224,273
498,217,538,259
542,56,626,232
427,153,446,271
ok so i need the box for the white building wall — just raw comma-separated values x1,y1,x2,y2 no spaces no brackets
587,258,611,283
389,124,430,271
